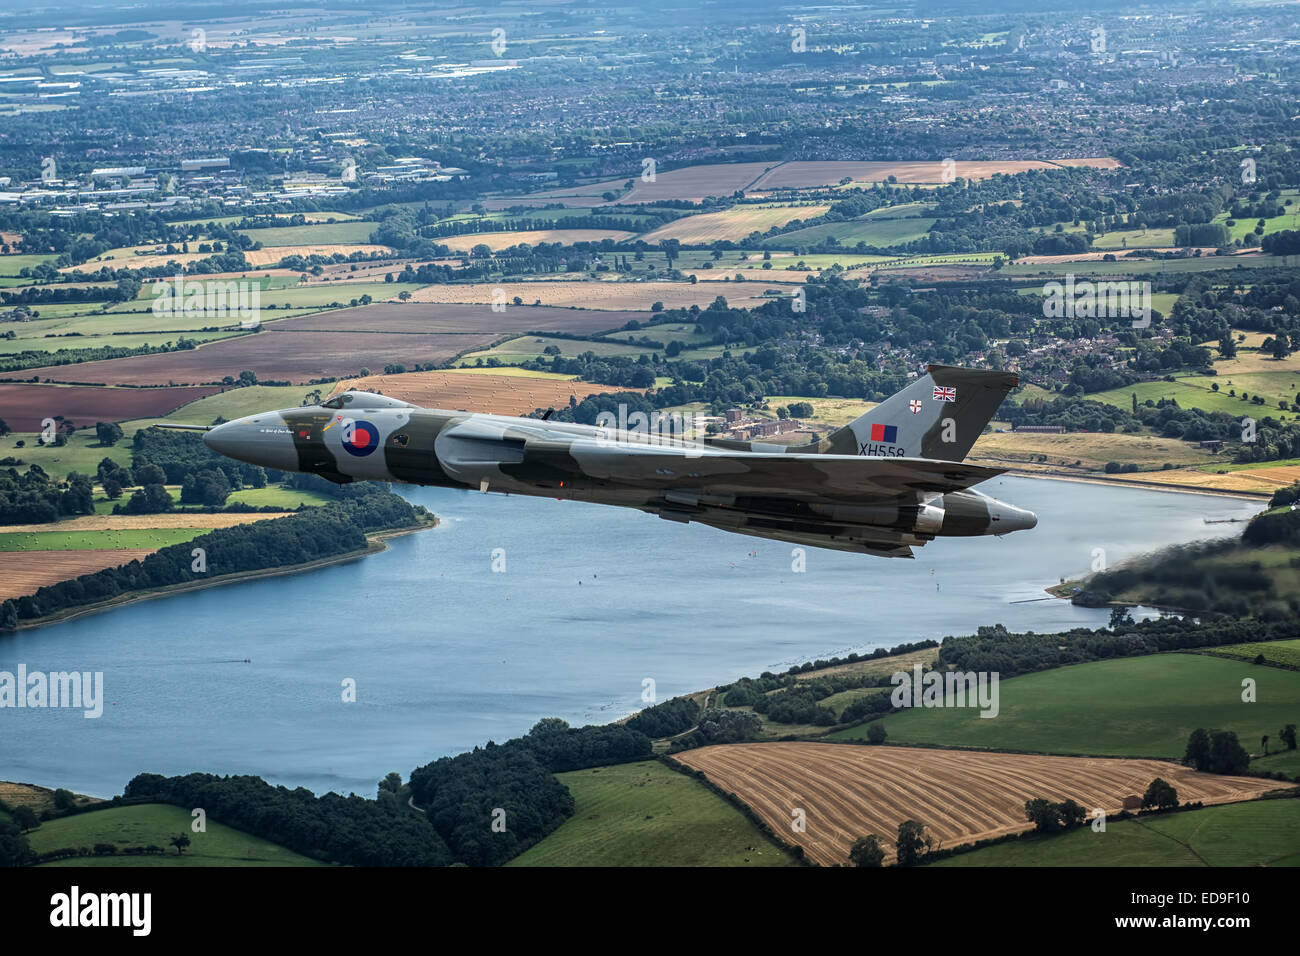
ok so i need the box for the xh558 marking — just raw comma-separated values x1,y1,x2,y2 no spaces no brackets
173,364,1035,558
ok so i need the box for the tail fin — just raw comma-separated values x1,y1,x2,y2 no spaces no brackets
822,365,1018,461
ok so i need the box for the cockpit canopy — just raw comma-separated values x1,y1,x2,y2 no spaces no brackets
320,390,416,410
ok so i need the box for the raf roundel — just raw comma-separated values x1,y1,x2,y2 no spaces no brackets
341,419,380,457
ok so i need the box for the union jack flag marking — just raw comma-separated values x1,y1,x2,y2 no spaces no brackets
933,386,956,402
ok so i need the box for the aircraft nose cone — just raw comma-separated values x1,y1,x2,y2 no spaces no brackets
996,504,1037,533
203,417,299,470
202,421,239,456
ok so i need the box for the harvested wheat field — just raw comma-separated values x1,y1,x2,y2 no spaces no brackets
0,781,88,811
397,280,771,310
640,204,831,243
328,371,613,415
675,742,1290,866
0,549,155,601
1053,157,1122,169
0,514,292,535
1095,464,1300,495
242,244,397,267
434,229,636,252
752,160,1114,189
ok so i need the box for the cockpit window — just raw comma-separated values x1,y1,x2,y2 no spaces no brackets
321,394,352,410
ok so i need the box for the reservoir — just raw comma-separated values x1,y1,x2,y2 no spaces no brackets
0,476,1261,798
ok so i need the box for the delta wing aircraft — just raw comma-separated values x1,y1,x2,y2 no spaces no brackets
175,365,1035,557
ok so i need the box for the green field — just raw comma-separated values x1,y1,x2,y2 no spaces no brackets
1252,748,1300,779
3,328,244,353
1090,378,1275,419
27,804,324,867
1004,255,1293,277
770,217,936,249
83,483,330,515
1209,637,1300,668
862,201,937,220
138,384,319,426
457,334,650,365
226,486,334,509
929,798,1300,867
507,760,799,867
602,321,713,346
235,221,379,245
0,253,58,276
3,430,133,479
820,687,891,719
832,653,1300,760
0,528,203,551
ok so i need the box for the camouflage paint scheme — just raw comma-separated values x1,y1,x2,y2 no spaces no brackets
198,365,1035,558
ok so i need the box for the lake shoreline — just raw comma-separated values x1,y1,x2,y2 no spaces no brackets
3,518,437,634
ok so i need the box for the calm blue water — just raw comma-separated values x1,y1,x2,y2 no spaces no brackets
0,476,1259,798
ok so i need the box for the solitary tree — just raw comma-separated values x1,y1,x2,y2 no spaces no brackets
1025,798,1062,833
849,834,885,868
1058,799,1088,828
895,819,932,866
1280,724,1298,750
94,421,124,446
11,806,39,833
170,833,191,856
1142,778,1179,811
1184,727,1211,771
1207,730,1250,775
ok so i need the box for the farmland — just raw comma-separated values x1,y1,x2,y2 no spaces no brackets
749,159,1115,189
16,327,501,385
970,428,1222,472
1207,637,1300,668
434,229,636,252
235,221,379,245
327,369,610,415
770,217,937,249
27,804,324,867
674,741,1286,866
242,245,396,268
139,384,318,425
397,279,772,310
0,383,220,431
536,161,777,204
640,204,832,243
507,760,799,867
0,528,202,552
929,798,1300,867
0,549,155,601
832,654,1300,760
279,302,634,336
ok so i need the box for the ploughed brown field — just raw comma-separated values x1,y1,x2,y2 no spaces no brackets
328,371,611,416
675,742,1291,866
281,303,633,335
751,159,1116,188
0,384,221,431
0,550,155,602
535,161,779,204
18,330,500,386
18,303,643,386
